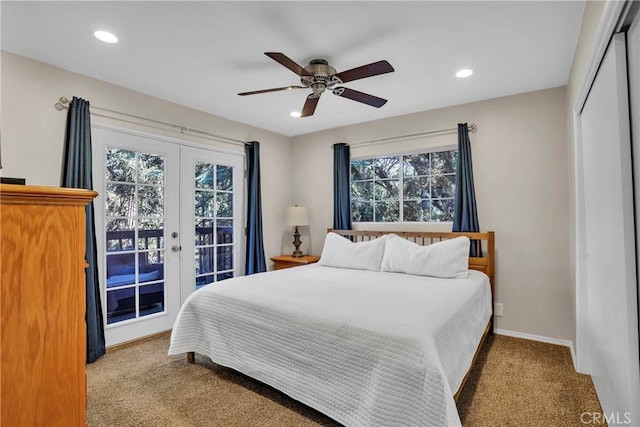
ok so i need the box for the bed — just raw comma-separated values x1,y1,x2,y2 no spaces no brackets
169,229,495,427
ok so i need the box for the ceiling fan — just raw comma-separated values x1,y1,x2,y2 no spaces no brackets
238,52,395,117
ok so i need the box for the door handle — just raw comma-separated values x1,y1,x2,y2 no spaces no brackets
171,245,182,252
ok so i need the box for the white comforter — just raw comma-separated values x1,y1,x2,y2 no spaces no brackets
169,265,491,427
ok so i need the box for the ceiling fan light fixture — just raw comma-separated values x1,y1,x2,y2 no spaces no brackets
94,30,118,44
239,52,395,117
456,69,473,78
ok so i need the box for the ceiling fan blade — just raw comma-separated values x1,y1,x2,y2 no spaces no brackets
301,95,320,117
333,87,387,108
333,60,394,84
238,85,306,96
265,52,312,77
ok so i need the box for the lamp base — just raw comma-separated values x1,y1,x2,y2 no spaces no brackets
292,225,303,257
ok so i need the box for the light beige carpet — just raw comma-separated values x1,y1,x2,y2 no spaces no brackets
87,333,604,426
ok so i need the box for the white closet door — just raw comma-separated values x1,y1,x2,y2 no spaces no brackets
580,32,639,424
629,6,640,391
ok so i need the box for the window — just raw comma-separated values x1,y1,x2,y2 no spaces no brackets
351,149,457,223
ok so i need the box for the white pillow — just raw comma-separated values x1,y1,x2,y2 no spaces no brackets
318,232,387,271
381,234,470,279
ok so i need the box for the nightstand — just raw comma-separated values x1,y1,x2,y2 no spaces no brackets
271,254,321,270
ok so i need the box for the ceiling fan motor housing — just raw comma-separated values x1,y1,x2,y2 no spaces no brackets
301,59,339,94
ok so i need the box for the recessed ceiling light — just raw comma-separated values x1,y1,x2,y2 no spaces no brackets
456,69,473,78
94,30,118,44
290,111,301,118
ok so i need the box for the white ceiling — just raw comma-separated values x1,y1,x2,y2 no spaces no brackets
2,1,584,137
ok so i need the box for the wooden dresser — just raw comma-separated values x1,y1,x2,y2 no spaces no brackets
271,254,321,270
1,184,97,426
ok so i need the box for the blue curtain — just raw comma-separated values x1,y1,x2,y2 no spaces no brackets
452,123,482,257
245,141,267,274
61,97,105,363
333,143,352,230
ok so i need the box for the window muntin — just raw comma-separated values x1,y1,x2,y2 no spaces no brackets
351,149,457,223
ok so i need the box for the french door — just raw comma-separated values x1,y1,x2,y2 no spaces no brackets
180,147,244,301
93,127,243,346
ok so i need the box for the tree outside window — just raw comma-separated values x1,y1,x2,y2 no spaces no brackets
351,149,457,223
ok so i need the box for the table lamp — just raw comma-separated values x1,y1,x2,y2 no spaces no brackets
285,206,309,257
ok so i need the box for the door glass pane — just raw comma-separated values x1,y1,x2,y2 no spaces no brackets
195,248,215,275
106,254,135,286
216,219,233,244
138,219,164,250
196,274,215,289
195,191,215,217
106,287,135,324
195,220,214,246
217,246,233,271
193,160,235,290
195,162,214,189
139,283,164,317
106,148,135,182
106,184,135,217
138,185,164,216
217,272,234,282
138,153,164,185
139,251,164,283
216,193,232,217
104,147,167,325
141,249,164,266
216,165,233,191
106,219,135,252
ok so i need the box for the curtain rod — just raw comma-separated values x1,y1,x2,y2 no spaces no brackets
349,123,477,148
55,97,247,147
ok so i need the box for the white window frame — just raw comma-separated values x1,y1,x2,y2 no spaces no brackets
351,145,457,224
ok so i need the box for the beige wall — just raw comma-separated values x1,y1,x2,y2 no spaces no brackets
565,0,608,348
291,86,572,340
2,50,578,341
0,51,293,263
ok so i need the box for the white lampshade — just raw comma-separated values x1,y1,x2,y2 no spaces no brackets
285,206,309,226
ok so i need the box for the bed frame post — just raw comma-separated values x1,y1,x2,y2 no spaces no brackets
187,352,195,363
488,231,495,335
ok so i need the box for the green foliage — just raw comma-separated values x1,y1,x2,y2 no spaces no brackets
351,149,457,223
105,148,165,219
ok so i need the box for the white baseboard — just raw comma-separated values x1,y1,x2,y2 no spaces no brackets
495,328,577,370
